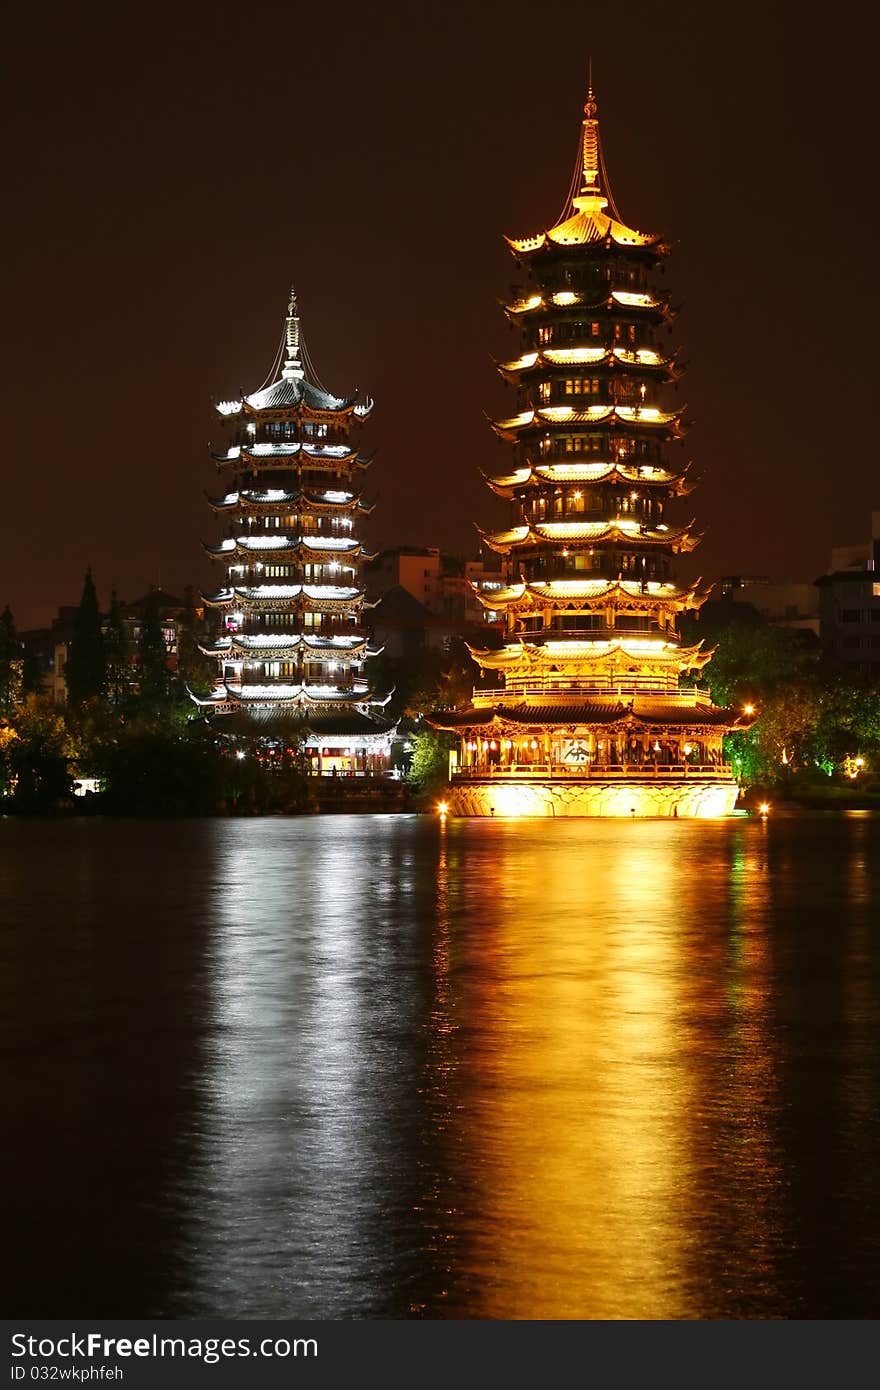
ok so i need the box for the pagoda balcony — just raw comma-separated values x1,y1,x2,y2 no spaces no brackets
520,567,674,586
472,682,706,700
451,762,734,781
513,627,667,643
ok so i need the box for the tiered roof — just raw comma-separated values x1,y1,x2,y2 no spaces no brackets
477,518,700,555
483,460,695,497
504,288,673,320
480,576,710,616
424,80,754,774
195,290,391,731
489,404,686,441
433,695,750,733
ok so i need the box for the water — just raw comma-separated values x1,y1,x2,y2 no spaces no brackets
2,812,879,1319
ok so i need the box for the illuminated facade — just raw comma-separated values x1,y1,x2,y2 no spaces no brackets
432,87,750,816
194,292,394,774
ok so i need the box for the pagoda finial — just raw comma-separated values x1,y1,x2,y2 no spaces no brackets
282,284,304,381
581,63,600,192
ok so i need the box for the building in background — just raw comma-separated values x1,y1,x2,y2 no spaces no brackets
718,576,820,636
364,546,504,659
364,546,504,625
817,512,880,676
431,84,751,816
194,292,394,775
20,607,78,704
23,592,194,704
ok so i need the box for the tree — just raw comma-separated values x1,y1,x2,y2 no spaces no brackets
0,721,20,798
104,590,130,709
683,616,816,710
101,725,219,815
0,606,24,716
7,695,74,810
402,641,477,719
407,728,455,794
136,591,172,711
65,568,107,706
176,586,217,696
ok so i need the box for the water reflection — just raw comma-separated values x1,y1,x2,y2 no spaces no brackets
447,823,693,1317
3,814,879,1318
184,818,440,1316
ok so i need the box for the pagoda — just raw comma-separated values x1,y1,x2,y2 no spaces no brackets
431,85,751,816
193,291,395,775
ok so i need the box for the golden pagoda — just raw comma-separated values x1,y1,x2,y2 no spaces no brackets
431,85,751,816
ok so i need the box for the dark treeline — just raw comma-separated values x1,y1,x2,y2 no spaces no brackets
0,571,311,815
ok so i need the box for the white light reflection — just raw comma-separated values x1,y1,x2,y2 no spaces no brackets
183,819,426,1316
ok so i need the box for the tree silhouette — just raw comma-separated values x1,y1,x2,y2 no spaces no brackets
65,568,106,706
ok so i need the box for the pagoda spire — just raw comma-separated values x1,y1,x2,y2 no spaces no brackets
578,72,603,203
282,286,304,382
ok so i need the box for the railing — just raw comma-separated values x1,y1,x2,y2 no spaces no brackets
309,771,401,782
453,763,733,781
471,685,709,702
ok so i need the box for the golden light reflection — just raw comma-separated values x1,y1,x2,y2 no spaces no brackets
428,819,787,1318
712,825,782,1304
443,821,696,1317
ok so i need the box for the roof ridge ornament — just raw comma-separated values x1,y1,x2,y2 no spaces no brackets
282,284,305,381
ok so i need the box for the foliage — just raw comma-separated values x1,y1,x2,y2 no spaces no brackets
682,614,816,708
397,641,477,719
690,615,880,789
99,723,220,816
0,721,20,796
4,695,75,811
176,586,217,697
65,568,107,706
66,695,125,777
406,727,455,793
104,590,129,710
0,606,24,717
215,742,311,815
136,591,173,712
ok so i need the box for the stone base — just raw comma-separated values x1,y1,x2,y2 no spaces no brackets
447,778,739,818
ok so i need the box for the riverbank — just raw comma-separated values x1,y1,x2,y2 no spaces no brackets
1,778,419,817
739,781,880,812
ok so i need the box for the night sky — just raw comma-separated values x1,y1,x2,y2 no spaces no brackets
3,1,876,630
